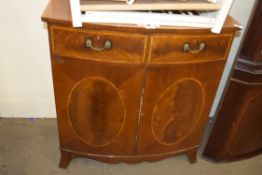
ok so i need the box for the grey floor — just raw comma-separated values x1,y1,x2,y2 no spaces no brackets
0,118,261,175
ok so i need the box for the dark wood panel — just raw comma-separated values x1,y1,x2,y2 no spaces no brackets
203,79,262,161
240,0,262,62
203,81,248,160
228,89,262,156
203,1,262,162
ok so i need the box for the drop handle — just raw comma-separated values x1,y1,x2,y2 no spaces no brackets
85,39,112,51
183,42,206,54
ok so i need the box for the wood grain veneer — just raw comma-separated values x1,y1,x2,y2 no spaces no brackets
42,0,238,168
51,26,147,63
149,33,233,63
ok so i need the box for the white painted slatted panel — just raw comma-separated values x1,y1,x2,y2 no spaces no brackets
70,0,82,27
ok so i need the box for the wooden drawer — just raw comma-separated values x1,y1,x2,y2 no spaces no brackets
50,26,147,63
149,34,233,64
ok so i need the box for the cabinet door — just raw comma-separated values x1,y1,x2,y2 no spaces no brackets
137,62,225,154
137,33,233,155
52,56,144,155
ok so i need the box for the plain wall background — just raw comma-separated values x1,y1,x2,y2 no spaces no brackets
0,0,257,118
0,0,56,117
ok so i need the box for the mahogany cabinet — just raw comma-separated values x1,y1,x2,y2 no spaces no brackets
42,0,238,168
203,0,262,162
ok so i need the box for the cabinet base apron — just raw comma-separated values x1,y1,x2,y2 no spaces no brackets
59,146,198,168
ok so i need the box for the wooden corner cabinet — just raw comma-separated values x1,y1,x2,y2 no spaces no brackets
42,0,238,168
203,0,262,162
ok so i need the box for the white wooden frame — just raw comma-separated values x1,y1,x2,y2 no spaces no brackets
70,0,82,27
211,0,235,33
82,11,215,28
70,0,235,34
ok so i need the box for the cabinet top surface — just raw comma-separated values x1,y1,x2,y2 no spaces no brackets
42,0,239,33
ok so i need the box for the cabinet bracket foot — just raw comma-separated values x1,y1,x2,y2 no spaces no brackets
59,150,74,168
186,148,197,164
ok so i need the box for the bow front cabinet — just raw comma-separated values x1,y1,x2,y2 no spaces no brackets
42,0,238,168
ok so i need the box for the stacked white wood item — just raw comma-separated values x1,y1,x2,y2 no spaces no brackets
70,0,236,33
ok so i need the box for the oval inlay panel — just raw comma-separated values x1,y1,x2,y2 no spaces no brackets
68,77,125,147
152,79,204,145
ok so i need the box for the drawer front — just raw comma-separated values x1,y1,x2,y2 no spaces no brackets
50,26,147,63
149,34,233,63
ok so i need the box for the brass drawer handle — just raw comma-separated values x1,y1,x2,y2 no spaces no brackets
183,42,206,54
85,39,112,51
